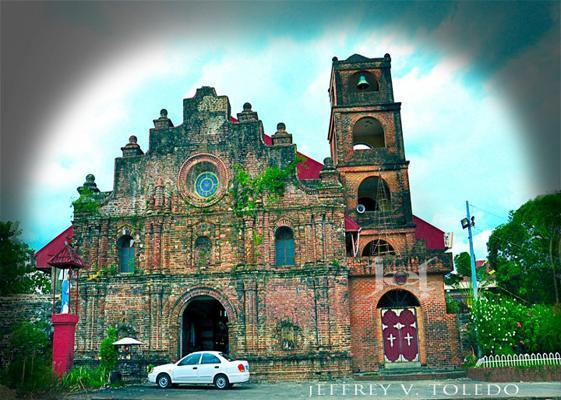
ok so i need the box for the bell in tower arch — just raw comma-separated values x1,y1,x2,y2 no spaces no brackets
356,74,370,90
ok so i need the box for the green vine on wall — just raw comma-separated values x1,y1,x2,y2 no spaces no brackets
87,263,118,281
72,187,101,214
230,156,304,216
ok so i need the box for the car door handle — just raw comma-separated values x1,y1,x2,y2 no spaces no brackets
193,367,197,370
214,366,219,369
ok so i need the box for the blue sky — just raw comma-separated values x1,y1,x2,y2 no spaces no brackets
2,2,559,259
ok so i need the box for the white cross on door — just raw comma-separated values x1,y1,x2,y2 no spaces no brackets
404,333,413,346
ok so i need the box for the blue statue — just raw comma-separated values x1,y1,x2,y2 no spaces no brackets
61,273,70,313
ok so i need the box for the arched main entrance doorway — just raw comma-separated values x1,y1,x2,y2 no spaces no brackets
181,296,229,357
377,289,420,365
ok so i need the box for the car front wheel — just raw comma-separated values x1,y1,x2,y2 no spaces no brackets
157,373,172,389
214,374,229,390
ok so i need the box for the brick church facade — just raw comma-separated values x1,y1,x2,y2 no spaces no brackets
47,53,461,379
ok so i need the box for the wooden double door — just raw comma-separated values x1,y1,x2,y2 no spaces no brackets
380,307,419,363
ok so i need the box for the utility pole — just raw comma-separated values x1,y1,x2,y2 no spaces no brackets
461,200,478,300
461,201,480,358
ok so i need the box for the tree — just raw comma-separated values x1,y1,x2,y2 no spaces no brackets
1,321,55,393
0,221,50,296
454,252,472,276
487,192,561,304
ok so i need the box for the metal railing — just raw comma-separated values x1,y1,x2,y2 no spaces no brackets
475,352,561,368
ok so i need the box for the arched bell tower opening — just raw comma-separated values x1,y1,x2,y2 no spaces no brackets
181,295,229,357
357,176,391,212
352,117,385,150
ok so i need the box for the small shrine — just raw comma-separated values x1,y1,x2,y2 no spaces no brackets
48,241,85,377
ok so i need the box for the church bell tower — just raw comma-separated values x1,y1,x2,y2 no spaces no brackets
328,54,415,256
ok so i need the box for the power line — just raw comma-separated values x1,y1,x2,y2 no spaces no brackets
471,223,552,259
469,203,510,223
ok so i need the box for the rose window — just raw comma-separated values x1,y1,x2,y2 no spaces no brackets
194,172,219,198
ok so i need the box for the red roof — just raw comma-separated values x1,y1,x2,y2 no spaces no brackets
35,226,73,270
230,117,324,181
48,243,86,269
345,215,361,232
262,134,324,180
412,215,445,250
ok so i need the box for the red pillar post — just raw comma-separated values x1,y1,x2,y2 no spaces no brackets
52,313,79,377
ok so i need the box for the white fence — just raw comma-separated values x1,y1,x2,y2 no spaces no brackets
475,352,561,368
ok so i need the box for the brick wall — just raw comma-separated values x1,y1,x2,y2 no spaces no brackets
68,74,460,380
75,267,353,380
467,366,561,382
349,274,461,372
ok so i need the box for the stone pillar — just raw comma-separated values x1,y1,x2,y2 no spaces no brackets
243,281,258,353
312,277,332,349
98,220,109,268
52,313,79,376
153,222,162,271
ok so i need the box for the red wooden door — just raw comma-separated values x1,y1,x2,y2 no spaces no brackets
381,308,419,363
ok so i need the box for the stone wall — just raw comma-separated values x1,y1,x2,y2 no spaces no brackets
0,294,52,361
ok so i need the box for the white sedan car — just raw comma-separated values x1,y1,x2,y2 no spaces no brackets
148,351,250,390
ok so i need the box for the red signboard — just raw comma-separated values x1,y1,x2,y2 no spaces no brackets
381,308,419,363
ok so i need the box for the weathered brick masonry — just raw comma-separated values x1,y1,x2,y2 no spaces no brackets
70,54,460,380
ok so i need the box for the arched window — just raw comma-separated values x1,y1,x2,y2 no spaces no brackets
352,117,385,150
377,289,420,308
275,227,295,266
195,236,211,267
117,235,135,273
362,239,395,257
357,176,391,212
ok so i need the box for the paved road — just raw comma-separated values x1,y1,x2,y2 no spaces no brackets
68,379,561,400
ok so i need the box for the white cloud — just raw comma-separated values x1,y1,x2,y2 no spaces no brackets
394,50,534,258
452,229,493,261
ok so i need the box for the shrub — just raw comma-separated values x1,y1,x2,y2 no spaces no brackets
470,294,522,355
517,303,561,353
61,366,106,392
445,295,461,314
470,293,561,355
99,326,118,372
61,325,121,391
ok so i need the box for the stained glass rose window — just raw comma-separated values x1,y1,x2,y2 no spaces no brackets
194,171,219,198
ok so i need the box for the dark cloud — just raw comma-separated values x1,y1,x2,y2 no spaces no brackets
1,1,559,225
413,2,560,192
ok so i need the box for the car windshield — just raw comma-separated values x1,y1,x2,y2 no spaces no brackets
178,353,201,366
219,352,234,361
